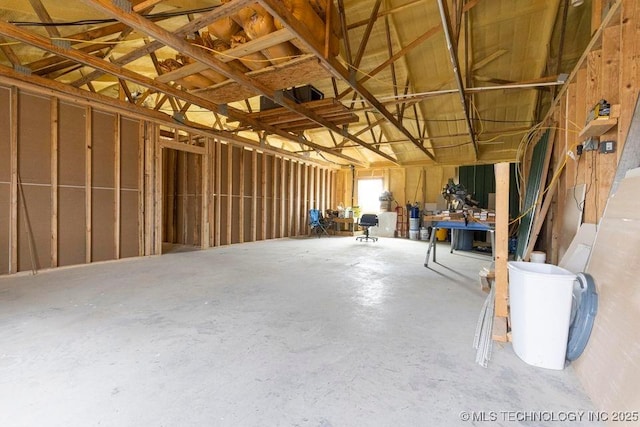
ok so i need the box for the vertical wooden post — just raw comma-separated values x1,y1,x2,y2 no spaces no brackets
493,162,510,340
309,165,315,209
138,121,145,256
261,152,267,241
201,140,210,249
239,147,245,243
50,97,58,268
271,156,278,238
85,106,92,263
295,162,302,235
114,114,121,259
321,168,326,212
289,160,294,236
215,141,222,247
251,150,257,242
9,87,18,274
182,150,188,244
302,164,309,232
154,126,162,255
226,143,232,244
280,158,286,237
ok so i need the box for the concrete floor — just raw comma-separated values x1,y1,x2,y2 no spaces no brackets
0,237,599,427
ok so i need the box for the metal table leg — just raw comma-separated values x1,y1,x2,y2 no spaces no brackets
424,227,437,267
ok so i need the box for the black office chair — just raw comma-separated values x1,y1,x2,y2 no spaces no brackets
356,214,378,242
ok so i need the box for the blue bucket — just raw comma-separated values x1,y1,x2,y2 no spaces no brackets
409,206,420,218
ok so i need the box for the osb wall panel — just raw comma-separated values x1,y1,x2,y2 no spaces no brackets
17,187,51,271
120,118,140,258
91,111,115,188
58,188,85,267
120,191,139,258
59,103,86,187
0,87,10,274
18,93,51,272
92,189,115,262
186,152,200,246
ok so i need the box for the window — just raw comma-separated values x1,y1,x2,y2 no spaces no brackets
357,178,384,214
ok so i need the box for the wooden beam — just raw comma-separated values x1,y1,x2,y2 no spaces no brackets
494,162,510,319
9,87,18,274
159,140,206,155
83,0,391,165
272,156,278,238
155,28,296,83
0,37,22,66
295,162,301,235
261,152,267,241
154,126,162,255
239,147,245,243
85,106,92,264
73,0,255,88
251,150,257,242
348,0,427,29
201,139,210,249
50,97,58,268
259,0,416,163
138,121,145,256
226,143,232,245
352,0,382,68
280,158,286,237
215,141,222,247
437,0,478,159
27,0,61,37
472,49,508,71
114,114,121,259
289,160,294,236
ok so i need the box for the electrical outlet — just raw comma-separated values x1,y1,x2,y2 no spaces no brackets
600,140,616,154
583,137,599,151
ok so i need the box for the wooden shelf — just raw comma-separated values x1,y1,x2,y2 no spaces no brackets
579,117,618,138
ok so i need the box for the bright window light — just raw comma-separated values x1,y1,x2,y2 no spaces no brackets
357,178,384,214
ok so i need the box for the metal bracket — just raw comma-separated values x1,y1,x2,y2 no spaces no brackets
218,104,228,116
13,64,32,76
112,0,132,13
51,39,71,50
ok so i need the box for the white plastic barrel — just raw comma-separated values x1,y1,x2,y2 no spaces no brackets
508,261,577,370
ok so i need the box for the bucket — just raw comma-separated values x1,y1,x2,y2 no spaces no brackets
409,218,420,230
409,230,420,240
420,227,429,241
435,228,448,241
409,206,420,218
508,261,576,370
530,251,546,263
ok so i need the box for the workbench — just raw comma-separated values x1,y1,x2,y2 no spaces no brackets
332,217,363,236
423,216,495,267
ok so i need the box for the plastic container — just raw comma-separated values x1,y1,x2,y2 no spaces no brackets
420,227,429,241
409,218,420,230
508,261,577,370
435,228,448,241
530,251,546,263
409,230,420,240
454,230,474,251
409,206,420,218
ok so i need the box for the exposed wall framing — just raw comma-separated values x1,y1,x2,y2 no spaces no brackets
0,76,335,275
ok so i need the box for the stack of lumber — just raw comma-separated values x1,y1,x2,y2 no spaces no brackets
226,98,358,132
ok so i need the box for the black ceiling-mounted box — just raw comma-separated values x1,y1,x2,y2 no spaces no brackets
260,85,324,111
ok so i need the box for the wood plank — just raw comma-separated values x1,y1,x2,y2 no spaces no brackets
289,160,294,236
303,164,309,233
154,126,162,255
251,150,257,242
295,162,301,235
159,140,206,155
493,162,510,319
272,156,278,238
85,106,92,263
280,158,286,237
138,121,145,256
226,143,232,245
155,28,296,83
9,87,18,274
239,147,245,243
201,139,210,249
50,97,58,268
114,114,121,259
261,152,267,240
144,123,154,255
215,141,222,247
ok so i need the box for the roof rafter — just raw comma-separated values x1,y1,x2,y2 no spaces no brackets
259,0,432,162
0,19,364,167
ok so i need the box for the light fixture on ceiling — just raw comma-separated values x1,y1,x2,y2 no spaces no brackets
571,0,584,7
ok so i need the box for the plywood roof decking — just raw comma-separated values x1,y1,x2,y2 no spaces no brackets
0,0,592,167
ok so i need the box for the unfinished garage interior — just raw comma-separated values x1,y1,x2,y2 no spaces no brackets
0,0,638,425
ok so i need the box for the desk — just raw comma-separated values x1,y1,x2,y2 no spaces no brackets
424,218,494,267
332,217,363,236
